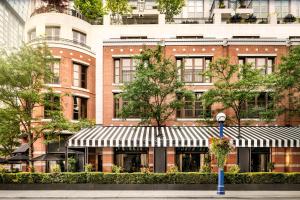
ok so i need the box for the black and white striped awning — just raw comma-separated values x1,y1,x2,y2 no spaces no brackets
68,126,300,148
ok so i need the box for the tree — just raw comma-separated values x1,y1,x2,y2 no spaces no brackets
74,0,105,21
0,108,20,158
156,0,185,22
201,58,272,134
119,45,193,128
274,46,300,125
105,0,132,24
0,44,71,171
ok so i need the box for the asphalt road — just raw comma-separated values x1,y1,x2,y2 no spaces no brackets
0,190,299,200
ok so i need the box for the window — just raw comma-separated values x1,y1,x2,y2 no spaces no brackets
28,28,36,41
176,147,209,172
251,148,270,172
73,63,88,88
178,0,204,18
44,94,60,118
114,148,148,172
113,93,140,118
114,58,137,83
45,26,60,38
241,92,274,119
177,57,211,83
73,96,88,120
72,30,86,44
252,0,269,18
46,60,60,84
275,0,290,18
177,93,211,118
239,57,274,75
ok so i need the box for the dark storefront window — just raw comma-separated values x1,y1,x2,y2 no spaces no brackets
251,147,270,172
176,147,209,172
114,148,148,172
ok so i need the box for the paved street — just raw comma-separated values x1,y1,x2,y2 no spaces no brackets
0,190,299,200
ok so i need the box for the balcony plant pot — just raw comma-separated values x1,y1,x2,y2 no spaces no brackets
230,14,242,23
245,14,257,23
283,14,296,23
219,0,226,9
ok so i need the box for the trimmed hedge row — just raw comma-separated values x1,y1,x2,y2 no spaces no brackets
0,172,300,184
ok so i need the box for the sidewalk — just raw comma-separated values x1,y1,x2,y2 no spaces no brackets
0,190,300,199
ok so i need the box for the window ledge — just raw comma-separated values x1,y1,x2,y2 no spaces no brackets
241,118,276,122
45,84,61,87
112,118,142,122
176,118,213,121
185,83,213,86
71,86,90,92
112,83,124,86
41,118,52,122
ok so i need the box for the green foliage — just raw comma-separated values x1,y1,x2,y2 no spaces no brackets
0,172,299,184
85,164,93,172
74,0,105,21
210,138,233,168
228,164,240,173
267,162,275,172
156,0,185,22
166,166,179,173
51,164,61,174
200,165,212,173
119,45,193,127
68,157,77,172
112,165,123,173
106,0,131,24
140,167,151,174
202,57,272,128
273,46,300,125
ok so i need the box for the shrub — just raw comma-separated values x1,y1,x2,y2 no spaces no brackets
228,164,240,173
51,164,61,174
68,157,77,172
167,166,179,173
267,162,275,172
84,164,93,172
112,165,122,173
140,167,151,174
200,165,211,173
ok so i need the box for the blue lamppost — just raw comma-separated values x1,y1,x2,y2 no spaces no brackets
216,112,226,195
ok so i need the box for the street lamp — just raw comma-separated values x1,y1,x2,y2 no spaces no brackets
216,112,226,195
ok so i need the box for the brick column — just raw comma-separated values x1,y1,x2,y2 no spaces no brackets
166,147,176,171
148,147,154,172
102,147,114,172
272,147,286,172
225,148,237,172
286,147,300,172
33,137,46,172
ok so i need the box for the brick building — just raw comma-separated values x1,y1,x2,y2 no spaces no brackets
22,0,300,173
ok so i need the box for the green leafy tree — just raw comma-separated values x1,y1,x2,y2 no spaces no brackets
0,44,74,171
106,0,132,24
74,0,105,21
156,0,185,22
202,58,273,134
0,108,20,158
274,46,300,125
119,45,193,128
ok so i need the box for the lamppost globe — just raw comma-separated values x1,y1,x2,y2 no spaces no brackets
216,112,226,123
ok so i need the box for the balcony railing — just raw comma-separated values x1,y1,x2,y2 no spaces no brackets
170,18,213,24
28,36,91,50
31,6,103,25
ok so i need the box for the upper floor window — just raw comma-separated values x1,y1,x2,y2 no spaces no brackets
275,0,290,19
28,28,36,41
45,26,60,38
176,57,212,83
44,94,60,119
114,58,137,84
241,92,274,119
177,92,211,119
252,0,269,18
177,0,204,18
73,96,88,120
47,60,60,84
73,63,88,88
238,57,274,75
73,30,86,44
113,93,140,118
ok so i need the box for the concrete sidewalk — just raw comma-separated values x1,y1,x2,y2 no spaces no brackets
0,190,299,199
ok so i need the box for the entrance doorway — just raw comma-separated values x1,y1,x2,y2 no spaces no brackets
97,155,102,172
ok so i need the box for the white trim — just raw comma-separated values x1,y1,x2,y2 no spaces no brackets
176,118,213,121
112,83,124,86
112,54,139,58
175,54,214,57
185,83,213,86
241,118,276,122
288,164,300,167
112,90,122,93
45,84,62,88
71,86,90,93
238,54,277,57
112,118,142,122
41,119,52,122
52,55,62,59
71,58,90,66
72,93,90,98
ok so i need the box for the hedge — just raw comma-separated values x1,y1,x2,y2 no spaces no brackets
0,172,300,184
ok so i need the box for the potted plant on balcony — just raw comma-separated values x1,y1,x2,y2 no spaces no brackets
229,14,242,23
238,0,246,9
283,14,296,23
219,0,226,9
245,14,257,23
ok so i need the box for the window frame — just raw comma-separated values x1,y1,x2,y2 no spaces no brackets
72,29,87,44
45,26,60,38
44,94,60,119
238,56,275,75
73,96,88,120
113,58,137,84
73,62,88,89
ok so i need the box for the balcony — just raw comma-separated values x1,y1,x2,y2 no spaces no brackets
30,5,102,25
170,18,213,24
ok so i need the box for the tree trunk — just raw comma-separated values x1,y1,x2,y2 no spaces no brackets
28,142,34,172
